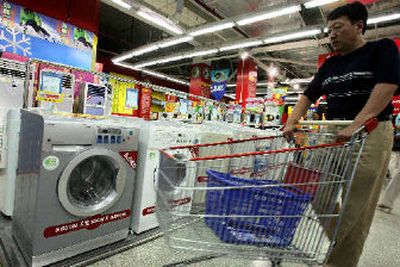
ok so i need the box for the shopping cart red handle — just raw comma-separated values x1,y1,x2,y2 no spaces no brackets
363,118,379,133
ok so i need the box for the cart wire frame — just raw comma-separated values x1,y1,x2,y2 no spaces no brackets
155,120,376,266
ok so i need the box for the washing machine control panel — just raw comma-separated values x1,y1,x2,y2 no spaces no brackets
96,128,126,144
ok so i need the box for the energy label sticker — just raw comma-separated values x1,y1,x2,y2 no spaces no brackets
43,155,60,171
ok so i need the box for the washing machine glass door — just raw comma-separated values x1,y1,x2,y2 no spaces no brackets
58,148,127,217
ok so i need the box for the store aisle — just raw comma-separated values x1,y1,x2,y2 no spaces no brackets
89,198,400,267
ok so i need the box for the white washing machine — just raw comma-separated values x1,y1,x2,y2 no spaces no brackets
0,109,21,217
12,110,139,266
188,123,234,211
131,121,199,233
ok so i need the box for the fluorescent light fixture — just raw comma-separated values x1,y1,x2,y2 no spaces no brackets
367,13,400,25
304,0,340,9
156,55,185,64
113,53,135,63
133,61,157,69
131,44,159,57
189,22,235,36
159,36,193,48
111,0,131,9
186,49,219,58
114,62,140,71
141,69,189,85
137,9,183,35
220,40,263,51
227,84,236,88
236,5,301,26
264,28,321,44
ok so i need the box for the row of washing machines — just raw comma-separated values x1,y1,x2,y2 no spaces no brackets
0,109,277,267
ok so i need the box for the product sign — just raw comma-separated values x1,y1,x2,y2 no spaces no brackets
42,155,60,171
211,69,229,101
393,95,400,115
43,210,131,238
140,87,152,120
189,63,211,98
0,1,97,70
119,151,138,170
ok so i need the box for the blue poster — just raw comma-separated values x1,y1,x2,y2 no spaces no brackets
0,1,96,70
211,69,229,101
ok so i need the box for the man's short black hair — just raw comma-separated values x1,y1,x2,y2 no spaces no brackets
327,1,368,34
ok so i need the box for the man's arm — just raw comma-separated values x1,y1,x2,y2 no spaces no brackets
338,83,398,138
282,95,312,139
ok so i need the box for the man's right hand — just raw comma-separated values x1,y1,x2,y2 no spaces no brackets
282,124,297,141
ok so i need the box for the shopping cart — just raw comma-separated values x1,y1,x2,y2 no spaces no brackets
156,119,378,266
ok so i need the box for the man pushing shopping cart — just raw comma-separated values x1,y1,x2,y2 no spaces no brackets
283,2,399,266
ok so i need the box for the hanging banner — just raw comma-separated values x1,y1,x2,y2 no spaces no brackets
140,86,152,120
0,1,97,70
189,63,211,98
211,69,229,101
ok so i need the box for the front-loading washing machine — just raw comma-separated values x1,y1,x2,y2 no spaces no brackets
12,110,139,267
131,121,199,233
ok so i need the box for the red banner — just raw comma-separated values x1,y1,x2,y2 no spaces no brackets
142,197,191,216
236,59,257,107
43,209,131,238
140,87,152,120
189,63,211,98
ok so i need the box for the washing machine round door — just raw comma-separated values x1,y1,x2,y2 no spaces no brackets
58,148,127,217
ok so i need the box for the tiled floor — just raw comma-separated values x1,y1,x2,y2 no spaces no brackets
89,198,400,267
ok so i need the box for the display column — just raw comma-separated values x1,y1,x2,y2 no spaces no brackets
236,59,257,107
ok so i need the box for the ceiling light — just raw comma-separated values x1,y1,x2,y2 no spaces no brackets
113,53,135,63
303,0,340,9
220,40,263,51
186,49,219,58
141,69,189,85
156,55,185,64
236,5,301,26
367,13,400,25
114,62,140,71
131,44,159,57
240,51,249,60
159,36,193,48
264,28,321,44
189,22,235,37
133,61,157,69
227,84,236,88
268,66,279,77
111,0,131,10
137,9,183,35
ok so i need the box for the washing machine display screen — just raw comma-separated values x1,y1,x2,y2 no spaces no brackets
68,156,117,206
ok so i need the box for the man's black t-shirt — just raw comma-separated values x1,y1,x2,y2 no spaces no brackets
304,38,400,120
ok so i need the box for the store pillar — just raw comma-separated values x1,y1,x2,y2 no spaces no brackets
236,58,257,107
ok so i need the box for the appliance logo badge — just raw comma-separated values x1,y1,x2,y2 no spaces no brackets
43,209,131,238
119,151,138,170
42,155,60,171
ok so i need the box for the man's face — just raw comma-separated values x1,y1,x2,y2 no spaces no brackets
327,16,364,53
